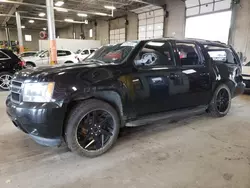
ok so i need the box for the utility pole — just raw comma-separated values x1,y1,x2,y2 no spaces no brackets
46,0,57,65
15,11,24,53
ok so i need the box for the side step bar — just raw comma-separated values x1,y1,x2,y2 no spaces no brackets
125,106,207,127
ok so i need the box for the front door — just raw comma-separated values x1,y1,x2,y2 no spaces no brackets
131,40,185,116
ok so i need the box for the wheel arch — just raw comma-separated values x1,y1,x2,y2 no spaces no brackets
62,90,124,136
212,79,235,99
26,61,36,67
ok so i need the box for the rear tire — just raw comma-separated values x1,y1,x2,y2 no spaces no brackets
65,99,120,157
208,84,231,117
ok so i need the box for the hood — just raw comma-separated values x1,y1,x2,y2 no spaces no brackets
12,61,113,82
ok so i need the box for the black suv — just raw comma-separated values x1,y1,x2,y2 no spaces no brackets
0,49,25,90
6,39,245,157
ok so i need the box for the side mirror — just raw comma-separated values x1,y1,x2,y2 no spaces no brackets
40,54,45,58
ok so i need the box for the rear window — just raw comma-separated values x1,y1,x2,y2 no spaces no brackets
0,51,9,59
0,49,19,60
206,46,237,64
57,50,71,56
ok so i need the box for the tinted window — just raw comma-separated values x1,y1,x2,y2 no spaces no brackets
21,52,36,57
176,42,200,66
65,51,71,55
0,51,8,59
90,50,95,53
57,50,71,56
206,46,237,64
134,41,175,67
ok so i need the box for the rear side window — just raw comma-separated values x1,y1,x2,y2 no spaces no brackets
0,51,9,59
90,50,95,53
57,50,71,56
206,46,237,64
134,41,175,68
176,42,200,66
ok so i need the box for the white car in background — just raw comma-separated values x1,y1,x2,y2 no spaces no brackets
23,49,78,68
242,61,250,91
75,48,97,61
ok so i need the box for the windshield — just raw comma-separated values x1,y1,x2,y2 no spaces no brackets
35,50,45,57
85,41,139,64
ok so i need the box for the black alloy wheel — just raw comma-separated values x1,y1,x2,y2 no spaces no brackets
76,110,114,150
208,84,231,117
216,88,230,113
65,99,120,157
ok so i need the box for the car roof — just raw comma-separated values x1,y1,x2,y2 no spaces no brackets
140,38,229,48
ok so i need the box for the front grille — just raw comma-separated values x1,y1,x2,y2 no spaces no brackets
10,80,23,103
244,80,250,88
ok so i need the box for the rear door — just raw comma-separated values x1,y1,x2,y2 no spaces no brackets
174,41,211,107
57,50,69,64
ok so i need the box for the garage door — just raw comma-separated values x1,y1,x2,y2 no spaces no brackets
186,0,231,17
185,0,232,43
110,28,126,44
131,5,164,40
138,9,164,40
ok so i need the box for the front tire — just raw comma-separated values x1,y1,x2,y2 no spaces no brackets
65,99,120,157
208,84,231,117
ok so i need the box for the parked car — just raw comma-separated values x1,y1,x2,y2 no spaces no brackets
23,49,78,68
6,39,245,157
76,48,97,61
19,51,38,58
0,49,25,90
242,61,250,91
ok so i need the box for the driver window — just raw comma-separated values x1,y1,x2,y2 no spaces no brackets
40,52,48,58
134,41,175,68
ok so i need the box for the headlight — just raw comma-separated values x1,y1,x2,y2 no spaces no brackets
23,82,55,102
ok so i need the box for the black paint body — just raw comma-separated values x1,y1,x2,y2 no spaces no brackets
0,49,23,73
6,39,245,146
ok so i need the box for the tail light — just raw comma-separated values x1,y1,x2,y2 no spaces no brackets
18,61,26,67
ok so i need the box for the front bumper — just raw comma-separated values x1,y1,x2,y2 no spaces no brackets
6,95,66,146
